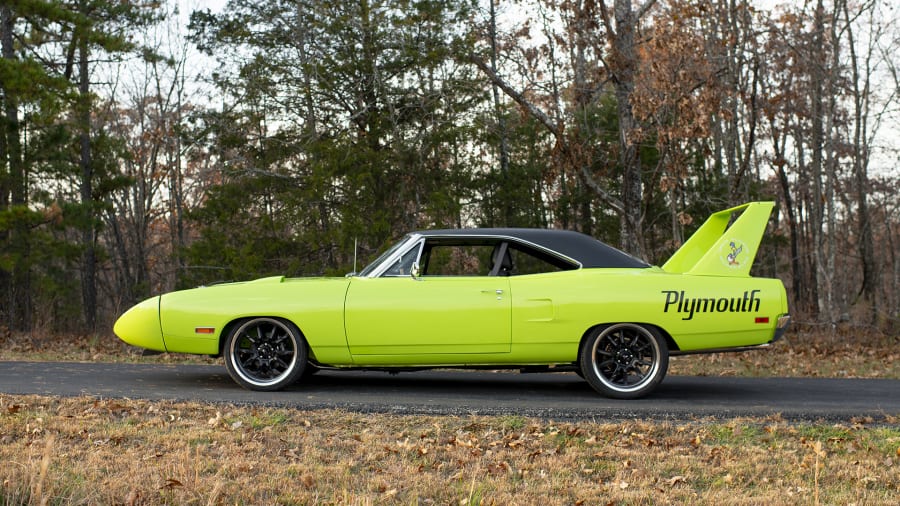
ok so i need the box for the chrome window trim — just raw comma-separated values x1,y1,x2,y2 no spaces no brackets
418,233,583,270
498,235,584,270
362,234,424,278
361,232,582,278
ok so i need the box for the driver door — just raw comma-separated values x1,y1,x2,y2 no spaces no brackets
344,238,511,360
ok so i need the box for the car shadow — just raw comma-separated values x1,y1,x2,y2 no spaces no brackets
161,365,789,408
296,369,590,394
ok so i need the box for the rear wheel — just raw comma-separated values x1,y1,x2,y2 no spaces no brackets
579,323,668,399
224,318,307,391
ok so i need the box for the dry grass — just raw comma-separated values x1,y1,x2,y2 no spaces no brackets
1,395,898,505
2,329,898,504
670,331,900,379
0,332,218,366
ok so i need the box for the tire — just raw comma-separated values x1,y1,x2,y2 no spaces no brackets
223,317,308,391
579,323,668,399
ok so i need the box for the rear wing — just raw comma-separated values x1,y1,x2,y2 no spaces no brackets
661,202,775,276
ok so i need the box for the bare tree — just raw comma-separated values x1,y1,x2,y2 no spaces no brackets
596,0,657,258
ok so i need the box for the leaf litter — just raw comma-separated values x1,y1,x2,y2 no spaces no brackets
1,394,897,505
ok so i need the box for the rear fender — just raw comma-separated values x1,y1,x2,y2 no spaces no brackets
578,322,679,357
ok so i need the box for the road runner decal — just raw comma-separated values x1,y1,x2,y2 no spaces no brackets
725,240,743,267
662,289,761,321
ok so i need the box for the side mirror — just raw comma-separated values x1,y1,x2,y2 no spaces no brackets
410,261,421,280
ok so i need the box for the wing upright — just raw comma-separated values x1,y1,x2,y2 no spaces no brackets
662,201,775,277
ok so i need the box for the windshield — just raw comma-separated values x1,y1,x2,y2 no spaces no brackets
357,235,411,276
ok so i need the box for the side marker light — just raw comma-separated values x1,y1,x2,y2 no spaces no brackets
195,327,216,334
755,317,770,324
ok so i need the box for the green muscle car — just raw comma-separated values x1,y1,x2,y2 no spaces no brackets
114,201,790,399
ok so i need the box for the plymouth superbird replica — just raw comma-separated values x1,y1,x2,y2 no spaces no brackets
114,201,789,399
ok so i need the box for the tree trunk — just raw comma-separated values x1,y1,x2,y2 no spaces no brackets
605,0,646,258
842,0,879,323
1,4,31,331
488,0,511,226
810,0,830,321
78,30,97,331
824,0,841,321
0,4,12,330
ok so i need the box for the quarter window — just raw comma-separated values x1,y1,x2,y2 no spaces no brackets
507,243,577,275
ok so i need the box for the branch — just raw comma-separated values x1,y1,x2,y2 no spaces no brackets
597,1,614,41
636,0,659,20
469,54,563,139
580,165,625,216
469,53,628,214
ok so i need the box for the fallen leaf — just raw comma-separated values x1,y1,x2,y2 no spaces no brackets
123,488,141,506
161,479,183,489
812,441,827,458
666,475,686,486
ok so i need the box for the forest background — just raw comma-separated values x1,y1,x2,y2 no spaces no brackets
0,0,898,338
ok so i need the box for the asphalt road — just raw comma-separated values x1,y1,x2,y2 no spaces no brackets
1,361,898,423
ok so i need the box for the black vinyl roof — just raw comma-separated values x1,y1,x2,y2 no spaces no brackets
415,228,650,269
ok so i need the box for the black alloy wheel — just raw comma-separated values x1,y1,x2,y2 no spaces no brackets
579,323,668,399
223,317,308,391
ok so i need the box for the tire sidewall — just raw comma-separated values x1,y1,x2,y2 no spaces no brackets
579,323,669,400
223,317,308,391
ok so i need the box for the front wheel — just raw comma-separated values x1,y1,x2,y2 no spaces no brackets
224,318,308,391
579,323,668,399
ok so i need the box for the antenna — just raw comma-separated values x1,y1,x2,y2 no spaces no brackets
353,237,358,274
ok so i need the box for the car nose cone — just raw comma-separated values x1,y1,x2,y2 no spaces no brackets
113,296,166,352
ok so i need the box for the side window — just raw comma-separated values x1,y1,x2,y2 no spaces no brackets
422,243,496,276
508,243,576,275
382,243,421,277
